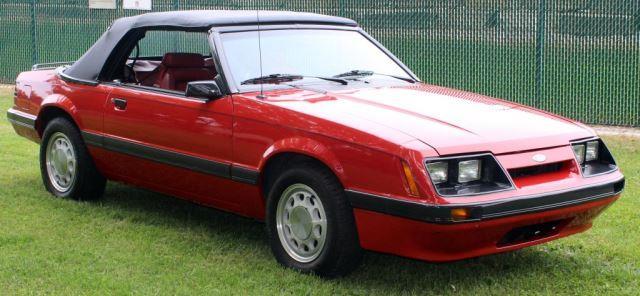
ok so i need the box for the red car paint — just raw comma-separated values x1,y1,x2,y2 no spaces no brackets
8,45,623,263
355,195,619,261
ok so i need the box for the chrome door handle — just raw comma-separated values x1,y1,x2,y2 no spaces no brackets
112,98,127,110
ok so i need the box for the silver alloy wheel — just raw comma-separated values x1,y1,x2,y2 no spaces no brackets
45,132,77,193
276,183,328,263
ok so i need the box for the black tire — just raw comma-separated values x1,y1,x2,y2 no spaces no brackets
39,117,106,200
266,161,363,277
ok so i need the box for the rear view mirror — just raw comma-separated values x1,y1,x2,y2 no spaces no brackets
185,81,223,101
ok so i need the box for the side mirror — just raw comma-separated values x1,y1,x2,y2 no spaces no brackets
185,81,223,101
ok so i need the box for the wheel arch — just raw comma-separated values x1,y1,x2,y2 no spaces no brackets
36,95,81,137
258,138,347,199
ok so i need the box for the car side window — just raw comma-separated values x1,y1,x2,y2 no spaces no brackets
120,30,218,93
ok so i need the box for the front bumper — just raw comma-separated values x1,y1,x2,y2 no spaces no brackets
348,177,624,224
347,176,624,261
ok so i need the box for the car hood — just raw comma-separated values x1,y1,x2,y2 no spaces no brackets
297,84,593,155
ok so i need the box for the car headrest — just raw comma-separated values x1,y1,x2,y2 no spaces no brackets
162,53,204,68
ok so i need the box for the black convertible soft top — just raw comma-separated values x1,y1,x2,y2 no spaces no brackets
63,10,357,83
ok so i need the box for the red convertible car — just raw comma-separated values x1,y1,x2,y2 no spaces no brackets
7,11,624,277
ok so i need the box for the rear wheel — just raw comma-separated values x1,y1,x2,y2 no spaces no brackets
40,117,106,200
266,161,362,277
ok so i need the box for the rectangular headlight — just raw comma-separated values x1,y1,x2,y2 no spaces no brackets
425,154,513,197
585,141,599,162
426,161,448,184
458,159,481,183
572,144,585,165
571,138,617,177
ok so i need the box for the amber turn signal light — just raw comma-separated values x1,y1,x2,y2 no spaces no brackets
401,161,420,196
450,208,471,221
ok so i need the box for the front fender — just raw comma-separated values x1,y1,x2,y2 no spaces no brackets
259,136,347,183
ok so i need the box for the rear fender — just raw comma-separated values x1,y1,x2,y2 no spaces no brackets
36,94,81,136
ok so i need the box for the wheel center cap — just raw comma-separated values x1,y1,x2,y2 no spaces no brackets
290,206,312,240
55,149,68,174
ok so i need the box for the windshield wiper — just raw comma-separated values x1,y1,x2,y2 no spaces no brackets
241,74,348,85
333,70,415,83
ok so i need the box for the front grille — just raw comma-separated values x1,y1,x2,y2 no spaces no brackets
508,162,564,179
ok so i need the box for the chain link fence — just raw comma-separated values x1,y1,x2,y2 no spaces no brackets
1,0,638,126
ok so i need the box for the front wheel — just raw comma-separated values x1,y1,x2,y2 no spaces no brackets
266,161,362,277
40,117,106,200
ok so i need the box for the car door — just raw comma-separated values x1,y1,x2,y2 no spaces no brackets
100,84,239,209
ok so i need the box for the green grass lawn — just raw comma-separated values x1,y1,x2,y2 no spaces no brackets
0,88,638,295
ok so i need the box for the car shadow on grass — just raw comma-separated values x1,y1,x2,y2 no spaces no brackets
97,181,588,293
99,182,267,244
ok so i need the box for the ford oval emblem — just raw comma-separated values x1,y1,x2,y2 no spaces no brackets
532,154,547,163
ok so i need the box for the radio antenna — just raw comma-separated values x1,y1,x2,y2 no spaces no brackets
256,10,265,99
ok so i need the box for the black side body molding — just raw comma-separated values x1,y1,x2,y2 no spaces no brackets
231,166,260,185
81,131,259,185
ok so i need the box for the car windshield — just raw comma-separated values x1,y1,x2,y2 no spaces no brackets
219,29,413,87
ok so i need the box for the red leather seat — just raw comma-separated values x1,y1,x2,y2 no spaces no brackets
152,53,214,91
